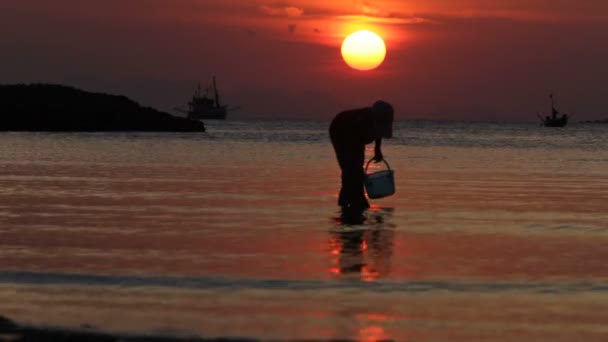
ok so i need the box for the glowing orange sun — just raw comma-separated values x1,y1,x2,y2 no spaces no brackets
341,30,387,71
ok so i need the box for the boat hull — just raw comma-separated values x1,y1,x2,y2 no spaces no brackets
542,115,568,127
188,107,227,120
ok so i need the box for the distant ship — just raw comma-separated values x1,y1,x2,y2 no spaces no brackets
538,94,569,127
175,77,239,120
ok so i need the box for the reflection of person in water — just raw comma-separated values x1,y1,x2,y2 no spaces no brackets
329,101,394,219
329,210,395,281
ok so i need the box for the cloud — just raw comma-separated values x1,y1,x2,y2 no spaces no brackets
280,3,436,26
260,5,304,18
264,1,608,25
356,1,388,17
351,1,438,25
335,14,437,26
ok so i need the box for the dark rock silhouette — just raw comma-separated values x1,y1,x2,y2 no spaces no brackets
0,84,205,132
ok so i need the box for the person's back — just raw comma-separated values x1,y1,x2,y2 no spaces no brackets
329,108,375,145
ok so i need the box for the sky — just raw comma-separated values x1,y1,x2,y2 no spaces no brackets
1,0,607,121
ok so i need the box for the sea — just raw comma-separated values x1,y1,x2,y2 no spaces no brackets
1,120,607,341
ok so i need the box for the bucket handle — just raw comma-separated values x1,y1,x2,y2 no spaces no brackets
365,158,391,173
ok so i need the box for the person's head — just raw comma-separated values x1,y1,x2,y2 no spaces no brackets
371,100,394,138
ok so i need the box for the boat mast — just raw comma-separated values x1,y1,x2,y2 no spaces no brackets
550,93,556,119
213,76,221,108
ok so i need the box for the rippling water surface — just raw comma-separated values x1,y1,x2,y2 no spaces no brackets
1,121,607,341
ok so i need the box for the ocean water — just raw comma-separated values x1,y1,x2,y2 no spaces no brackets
1,120,607,341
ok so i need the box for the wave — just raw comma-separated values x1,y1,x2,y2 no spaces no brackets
1,271,605,294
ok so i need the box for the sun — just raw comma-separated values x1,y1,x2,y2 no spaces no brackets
341,30,387,71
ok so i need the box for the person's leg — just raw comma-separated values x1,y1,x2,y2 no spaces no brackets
336,142,368,211
331,144,368,223
331,134,370,211
331,135,349,207
350,143,369,211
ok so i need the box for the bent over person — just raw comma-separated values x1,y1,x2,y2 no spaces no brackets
329,100,394,216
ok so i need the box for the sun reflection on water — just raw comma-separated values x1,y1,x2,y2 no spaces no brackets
357,313,392,342
329,207,396,282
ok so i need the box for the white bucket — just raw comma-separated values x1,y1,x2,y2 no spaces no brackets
364,159,395,199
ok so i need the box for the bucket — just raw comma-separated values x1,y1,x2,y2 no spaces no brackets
364,158,395,199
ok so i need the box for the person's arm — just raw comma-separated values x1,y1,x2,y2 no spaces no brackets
373,138,383,162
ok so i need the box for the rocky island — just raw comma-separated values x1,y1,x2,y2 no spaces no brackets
0,84,205,132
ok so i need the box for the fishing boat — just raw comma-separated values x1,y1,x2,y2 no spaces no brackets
175,77,239,120
538,94,569,127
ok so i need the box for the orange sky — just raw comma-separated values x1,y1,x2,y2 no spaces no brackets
1,0,607,121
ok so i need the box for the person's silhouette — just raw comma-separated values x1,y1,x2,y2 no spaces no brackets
329,100,394,217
